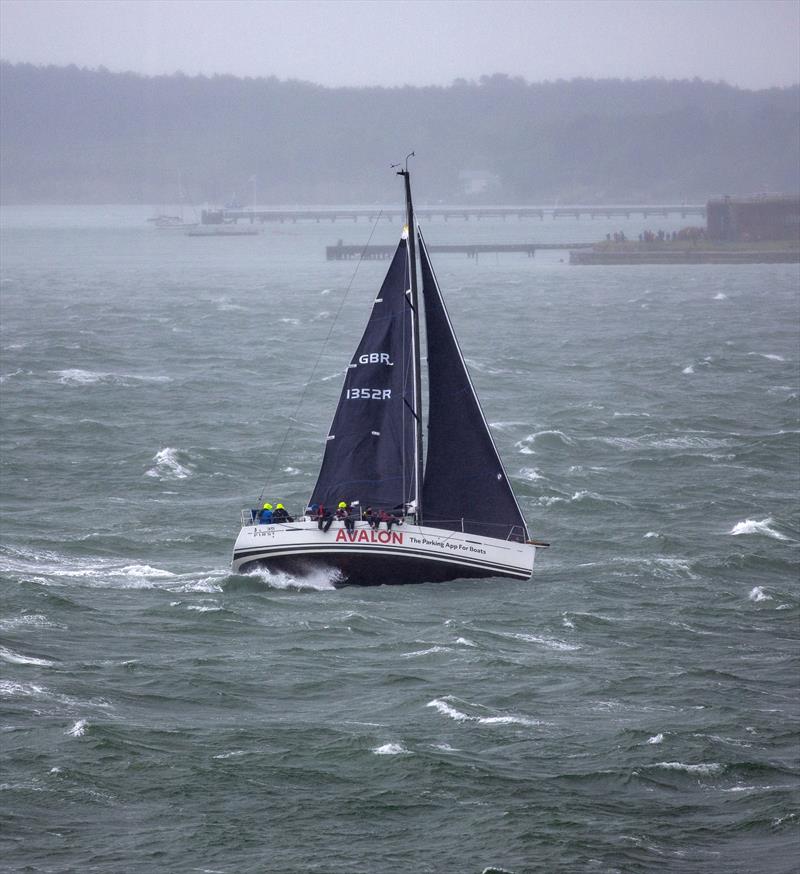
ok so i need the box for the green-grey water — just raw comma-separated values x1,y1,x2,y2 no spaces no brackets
1,206,798,872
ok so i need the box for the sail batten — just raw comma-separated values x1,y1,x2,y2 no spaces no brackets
418,231,529,542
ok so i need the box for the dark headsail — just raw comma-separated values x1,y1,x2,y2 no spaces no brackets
419,231,529,542
309,238,416,513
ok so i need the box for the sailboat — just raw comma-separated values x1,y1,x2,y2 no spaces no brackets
231,162,546,585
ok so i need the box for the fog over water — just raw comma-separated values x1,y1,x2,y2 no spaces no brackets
1,0,799,89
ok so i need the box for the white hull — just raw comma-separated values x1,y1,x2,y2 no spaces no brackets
232,518,535,586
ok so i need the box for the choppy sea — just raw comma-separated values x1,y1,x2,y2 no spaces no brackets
1,205,798,873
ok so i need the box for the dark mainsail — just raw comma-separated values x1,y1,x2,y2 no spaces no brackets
309,239,416,513
419,232,529,542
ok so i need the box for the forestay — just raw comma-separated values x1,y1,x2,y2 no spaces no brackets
419,232,529,542
309,239,415,512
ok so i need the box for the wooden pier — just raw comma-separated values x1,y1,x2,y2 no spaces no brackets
326,242,595,260
204,204,706,226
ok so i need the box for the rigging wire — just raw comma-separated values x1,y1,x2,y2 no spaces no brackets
257,211,385,505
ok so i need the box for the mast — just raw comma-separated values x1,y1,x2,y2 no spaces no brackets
397,157,424,523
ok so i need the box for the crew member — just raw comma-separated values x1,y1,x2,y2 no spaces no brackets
259,503,273,524
337,501,355,532
273,503,293,523
318,504,333,532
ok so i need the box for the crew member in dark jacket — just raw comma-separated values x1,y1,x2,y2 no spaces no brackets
272,503,293,523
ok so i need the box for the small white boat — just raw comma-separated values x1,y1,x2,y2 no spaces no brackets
148,214,198,230
232,159,547,586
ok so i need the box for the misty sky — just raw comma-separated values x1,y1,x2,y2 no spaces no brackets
1,0,798,89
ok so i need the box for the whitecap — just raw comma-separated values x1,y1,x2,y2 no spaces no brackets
749,586,772,602
213,750,246,760
244,566,338,591
426,698,471,722
66,719,87,738
372,743,410,755
654,761,724,776
682,364,695,375
173,576,225,594
53,368,170,386
402,645,451,658
561,615,575,629
507,632,581,651
0,368,29,383
112,564,175,579
145,447,192,480
650,435,731,450
282,466,300,475
518,467,543,481
278,317,300,325
0,681,111,711
426,697,548,727
478,715,546,727
748,352,785,362
730,517,788,540
0,614,60,631
0,680,46,698
53,368,104,385
713,292,727,300
644,531,660,538
536,495,564,507
455,637,476,647
647,733,664,745
0,646,54,667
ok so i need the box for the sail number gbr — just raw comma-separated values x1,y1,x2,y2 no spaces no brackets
347,388,391,400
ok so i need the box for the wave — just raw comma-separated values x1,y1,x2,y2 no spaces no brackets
647,733,664,745
372,743,411,755
66,719,88,737
145,447,193,480
52,368,171,386
730,517,788,540
534,489,620,509
652,761,725,776
504,632,581,651
516,430,574,455
0,614,60,631
237,566,339,592
0,368,32,383
0,646,54,667
402,645,451,658
749,586,772,602
748,352,786,362
427,696,548,727
0,680,112,711
0,544,226,593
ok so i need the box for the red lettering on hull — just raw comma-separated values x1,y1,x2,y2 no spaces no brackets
334,528,404,545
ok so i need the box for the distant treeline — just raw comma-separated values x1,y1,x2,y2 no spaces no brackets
1,62,798,204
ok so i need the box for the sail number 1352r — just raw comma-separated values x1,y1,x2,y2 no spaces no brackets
346,388,391,399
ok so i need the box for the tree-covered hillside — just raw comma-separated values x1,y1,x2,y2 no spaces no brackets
1,62,797,204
